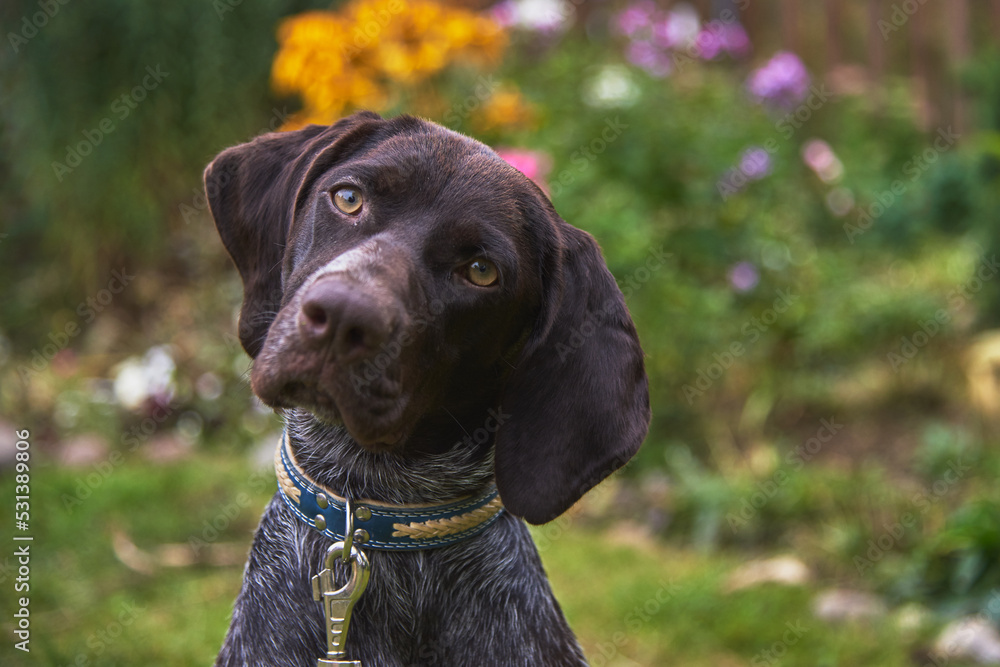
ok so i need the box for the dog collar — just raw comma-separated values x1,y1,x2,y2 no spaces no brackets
274,432,505,550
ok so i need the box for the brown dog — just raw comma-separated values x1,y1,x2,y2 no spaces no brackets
206,111,649,665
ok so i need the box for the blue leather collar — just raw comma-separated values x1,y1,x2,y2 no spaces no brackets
275,432,505,550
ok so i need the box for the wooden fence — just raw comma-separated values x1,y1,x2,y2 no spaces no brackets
696,0,1000,132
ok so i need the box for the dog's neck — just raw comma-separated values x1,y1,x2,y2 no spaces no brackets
284,408,495,505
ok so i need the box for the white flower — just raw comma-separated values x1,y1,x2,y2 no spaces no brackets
583,65,640,109
113,345,176,410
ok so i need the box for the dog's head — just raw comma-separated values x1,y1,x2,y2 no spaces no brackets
204,111,649,524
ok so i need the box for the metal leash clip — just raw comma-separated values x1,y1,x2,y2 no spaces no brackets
312,499,371,667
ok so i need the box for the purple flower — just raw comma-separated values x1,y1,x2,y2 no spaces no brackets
616,0,657,38
729,262,759,292
718,147,770,200
489,0,518,28
626,40,672,78
739,146,772,180
694,28,723,60
721,23,750,58
695,21,750,60
649,16,673,49
747,51,810,109
614,3,749,75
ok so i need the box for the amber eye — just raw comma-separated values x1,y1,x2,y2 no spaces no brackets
332,187,363,214
462,259,499,287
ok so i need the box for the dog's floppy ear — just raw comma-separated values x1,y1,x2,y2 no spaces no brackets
203,112,382,357
494,211,650,525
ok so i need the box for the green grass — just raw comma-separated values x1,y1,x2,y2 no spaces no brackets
2,453,263,667
0,451,976,666
545,532,923,667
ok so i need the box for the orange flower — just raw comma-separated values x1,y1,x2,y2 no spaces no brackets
271,0,507,129
473,87,536,132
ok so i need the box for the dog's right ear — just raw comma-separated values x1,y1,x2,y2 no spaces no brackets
493,207,650,525
203,112,382,357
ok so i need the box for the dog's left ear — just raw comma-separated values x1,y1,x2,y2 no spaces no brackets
203,125,332,358
203,112,383,357
494,211,651,525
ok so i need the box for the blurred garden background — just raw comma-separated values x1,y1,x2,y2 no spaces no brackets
3,0,1000,664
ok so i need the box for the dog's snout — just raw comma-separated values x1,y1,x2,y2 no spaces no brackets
298,278,392,361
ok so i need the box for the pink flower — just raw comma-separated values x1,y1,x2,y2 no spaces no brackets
801,139,843,183
496,148,552,189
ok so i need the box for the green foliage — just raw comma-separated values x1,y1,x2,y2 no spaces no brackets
6,4,1000,663
913,422,979,481
0,0,330,345
481,36,1000,459
892,499,1000,615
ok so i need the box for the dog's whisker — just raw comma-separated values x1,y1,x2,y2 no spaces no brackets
441,408,471,439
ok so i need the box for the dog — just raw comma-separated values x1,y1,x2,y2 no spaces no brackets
205,111,650,666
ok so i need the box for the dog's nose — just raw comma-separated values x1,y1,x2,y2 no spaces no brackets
298,278,392,361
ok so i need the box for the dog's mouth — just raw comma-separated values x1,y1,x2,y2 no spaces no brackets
251,352,414,450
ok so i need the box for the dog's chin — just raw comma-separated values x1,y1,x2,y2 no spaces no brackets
252,375,412,452
319,404,410,452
